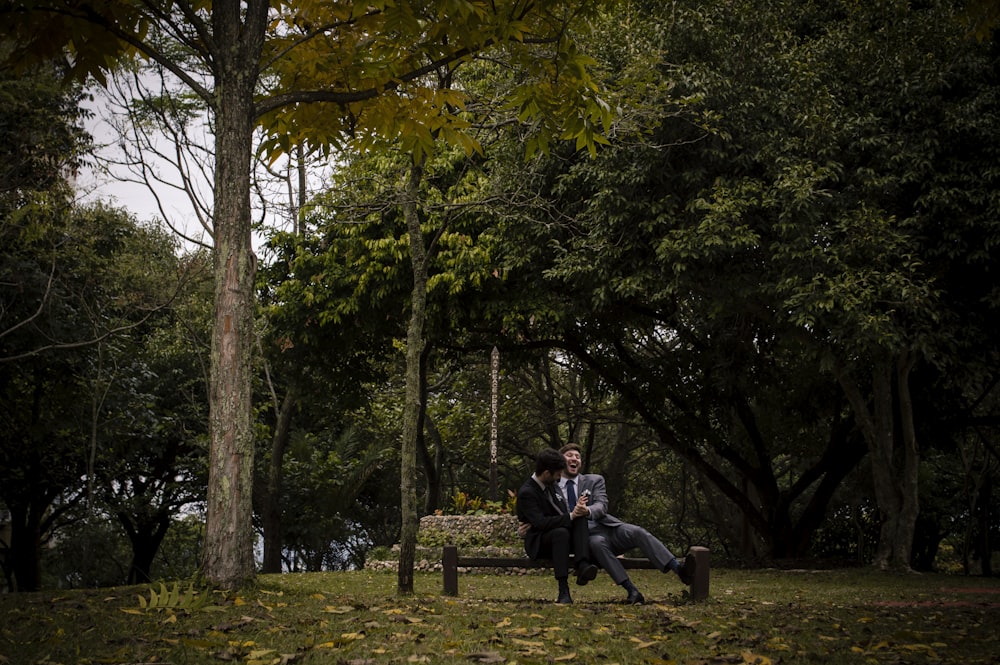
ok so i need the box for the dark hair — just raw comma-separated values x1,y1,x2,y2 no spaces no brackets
535,448,567,475
559,443,581,455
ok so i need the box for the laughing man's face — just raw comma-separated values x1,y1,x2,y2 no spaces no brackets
562,449,582,478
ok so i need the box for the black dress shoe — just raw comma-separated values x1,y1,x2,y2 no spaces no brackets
677,555,696,586
575,562,598,586
556,590,573,604
625,588,645,605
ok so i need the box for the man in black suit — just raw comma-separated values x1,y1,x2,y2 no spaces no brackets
516,447,599,604
555,442,696,604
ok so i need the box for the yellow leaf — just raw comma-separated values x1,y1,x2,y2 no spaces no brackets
119,608,143,615
323,605,354,614
496,617,512,628
553,653,576,661
234,596,246,606
512,638,544,647
247,649,276,659
632,640,657,649
741,652,772,665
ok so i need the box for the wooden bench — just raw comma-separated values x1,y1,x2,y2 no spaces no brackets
442,544,710,600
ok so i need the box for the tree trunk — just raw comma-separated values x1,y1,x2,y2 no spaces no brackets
7,504,42,592
894,353,920,569
837,354,917,572
122,514,171,584
398,158,427,595
261,388,298,573
201,4,267,590
977,476,993,576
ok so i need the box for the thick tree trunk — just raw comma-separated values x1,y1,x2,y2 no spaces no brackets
8,504,42,592
123,514,170,584
398,159,427,595
202,4,267,590
837,354,918,572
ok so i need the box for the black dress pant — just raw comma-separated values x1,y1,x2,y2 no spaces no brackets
537,517,591,578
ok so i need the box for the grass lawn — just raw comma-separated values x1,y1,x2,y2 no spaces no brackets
2,566,998,664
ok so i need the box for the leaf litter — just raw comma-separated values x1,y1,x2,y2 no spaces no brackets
1,568,999,664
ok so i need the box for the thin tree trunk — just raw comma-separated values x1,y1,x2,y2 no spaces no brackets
262,387,298,573
398,158,427,595
894,352,920,570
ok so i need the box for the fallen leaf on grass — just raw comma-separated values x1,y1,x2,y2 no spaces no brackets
322,605,354,614
742,652,772,665
212,616,256,632
467,651,506,663
553,652,576,661
247,648,276,660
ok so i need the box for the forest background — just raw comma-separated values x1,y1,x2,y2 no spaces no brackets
1,0,999,594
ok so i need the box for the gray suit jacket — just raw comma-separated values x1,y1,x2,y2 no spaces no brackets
563,473,623,529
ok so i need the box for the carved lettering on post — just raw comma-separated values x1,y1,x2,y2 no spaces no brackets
490,346,499,501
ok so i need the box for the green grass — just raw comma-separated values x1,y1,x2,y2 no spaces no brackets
2,567,998,664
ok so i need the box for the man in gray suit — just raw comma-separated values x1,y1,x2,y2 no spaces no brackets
550,443,695,604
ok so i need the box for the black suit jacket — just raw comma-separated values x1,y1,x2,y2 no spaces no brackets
516,476,570,560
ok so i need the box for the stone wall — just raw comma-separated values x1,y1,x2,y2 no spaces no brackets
365,513,535,573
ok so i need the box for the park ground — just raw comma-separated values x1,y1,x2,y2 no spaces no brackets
2,566,998,664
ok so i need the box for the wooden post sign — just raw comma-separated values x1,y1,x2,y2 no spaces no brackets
490,346,499,501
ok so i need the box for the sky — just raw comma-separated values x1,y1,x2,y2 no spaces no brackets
77,84,327,255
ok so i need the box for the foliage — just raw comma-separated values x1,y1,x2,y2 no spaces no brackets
441,490,517,516
135,580,212,612
416,527,497,549
454,0,1000,568
1,568,999,664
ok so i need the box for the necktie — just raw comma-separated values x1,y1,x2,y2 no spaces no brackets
566,479,577,506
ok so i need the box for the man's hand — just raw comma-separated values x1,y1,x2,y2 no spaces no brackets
517,521,530,539
571,496,590,519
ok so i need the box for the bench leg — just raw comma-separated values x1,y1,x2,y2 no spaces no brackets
443,545,459,596
688,546,710,600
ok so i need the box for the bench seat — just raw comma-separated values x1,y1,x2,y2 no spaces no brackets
441,544,709,600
